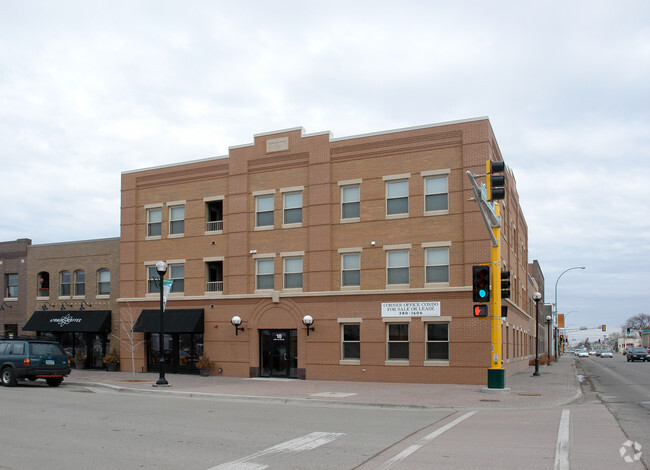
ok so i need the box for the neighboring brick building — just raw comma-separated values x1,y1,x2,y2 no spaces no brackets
120,117,536,384
22,238,121,369
0,239,31,337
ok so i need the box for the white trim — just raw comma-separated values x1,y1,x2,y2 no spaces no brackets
421,241,452,248
280,251,305,258
252,189,276,197
382,173,411,181
252,253,276,259
166,200,186,207
280,186,304,193
337,247,363,254
203,195,224,202
384,243,412,251
338,179,362,186
420,169,451,177
203,256,224,262
144,203,163,209
337,318,363,323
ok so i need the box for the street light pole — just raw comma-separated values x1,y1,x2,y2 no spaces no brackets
533,292,542,376
155,261,169,387
546,315,552,366
554,266,585,357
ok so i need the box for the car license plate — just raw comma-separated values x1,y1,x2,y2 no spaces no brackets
45,359,55,365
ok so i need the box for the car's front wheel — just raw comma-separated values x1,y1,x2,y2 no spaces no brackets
1,367,17,387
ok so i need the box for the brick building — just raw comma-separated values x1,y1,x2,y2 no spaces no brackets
22,238,121,368
119,117,536,384
0,239,31,337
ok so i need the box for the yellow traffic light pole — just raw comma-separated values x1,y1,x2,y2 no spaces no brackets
489,203,504,387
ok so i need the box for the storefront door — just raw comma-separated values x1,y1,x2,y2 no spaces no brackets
259,329,297,378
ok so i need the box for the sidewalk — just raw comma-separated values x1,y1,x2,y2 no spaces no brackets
66,356,581,410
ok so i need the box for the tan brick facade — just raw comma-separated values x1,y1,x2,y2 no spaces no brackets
120,118,535,384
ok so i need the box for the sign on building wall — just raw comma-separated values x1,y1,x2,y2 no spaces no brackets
381,302,441,317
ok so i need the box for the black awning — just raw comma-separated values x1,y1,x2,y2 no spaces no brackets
133,309,204,333
24,310,112,332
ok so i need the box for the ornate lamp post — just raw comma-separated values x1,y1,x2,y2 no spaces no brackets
155,261,169,387
546,314,553,366
533,292,542,376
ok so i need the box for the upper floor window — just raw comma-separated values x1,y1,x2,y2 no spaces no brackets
386,250,409,285
4,274,18,298
206,260,223,293
341,253,360,287
256,194,274,228
147,264,184,294
97,269,111,296
341,184,360,220
341,323,361,360
60,271,71,297
169,204,185,236
74,270,85,296
425,247,449,284
283,191,302,225
205,199,223,232
37,272,50,297
256,258,274,290
147,207,162,238
424,175,449,212
386,179,409,216
283,256,303,290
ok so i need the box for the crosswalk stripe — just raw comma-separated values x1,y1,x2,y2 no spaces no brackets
554,409,571,470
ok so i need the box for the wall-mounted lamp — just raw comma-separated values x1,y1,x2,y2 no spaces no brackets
302,315,315,336
40,302,55,311
249,249,257,254
371,241,376,246
60,302,73,311
231,316,245,335
80,301,92,310
0,302,13,311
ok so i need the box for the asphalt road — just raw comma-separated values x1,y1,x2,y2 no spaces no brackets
575,351,650,469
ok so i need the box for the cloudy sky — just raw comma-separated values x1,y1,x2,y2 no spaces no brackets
1,1,648,339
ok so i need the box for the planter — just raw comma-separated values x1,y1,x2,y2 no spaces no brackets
74,361,86,370
105,363,119,372
199,368,210,377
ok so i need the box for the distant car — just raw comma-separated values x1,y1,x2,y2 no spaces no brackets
577,350,589,357
0,337,71,386
595,350,602,357
626,347,649,362
600,350,613,358
588,350,596,355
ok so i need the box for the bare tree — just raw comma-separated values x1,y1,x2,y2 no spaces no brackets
111,303,146,382
622,313,650,336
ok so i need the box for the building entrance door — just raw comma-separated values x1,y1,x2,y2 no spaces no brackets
259,329,297,378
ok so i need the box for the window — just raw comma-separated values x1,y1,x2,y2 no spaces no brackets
169,205,185,236
387,323,409,360
205,200,223,232
256,259,274,290
425,247,449,283
341,253,360,287
387,250,409,285
283,191,302,225
426,323,449,360
386,180,408,215
147,207,162,237
4,274,18,298
97,269,110,296
424,175,449,212
283,257,303,289
206,261,223,293
168,264,185,293
60,271,71,297
341,184,360,220
341,324,360,360
37,272,49,297
256,194,274,227
147,266,160,294
74,270,85,296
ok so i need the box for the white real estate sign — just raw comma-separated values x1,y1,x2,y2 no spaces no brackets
381,302,441,317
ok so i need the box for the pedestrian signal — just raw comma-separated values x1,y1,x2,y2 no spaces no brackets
473,305,488,317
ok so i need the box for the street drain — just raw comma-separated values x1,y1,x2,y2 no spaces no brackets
517,392,541,396
480,399,500,402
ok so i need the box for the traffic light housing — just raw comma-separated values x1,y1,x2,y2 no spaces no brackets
473,304,488,317
602,324,606,332
501,270,511,299
472,265,490,302
486,160,506,201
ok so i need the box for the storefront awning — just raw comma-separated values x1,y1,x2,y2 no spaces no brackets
24,310,112,332
133,309,204,333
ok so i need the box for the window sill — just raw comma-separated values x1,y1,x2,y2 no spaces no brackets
385,360,410,366
36,296,49,301
204,230,223,236
340,285,361,291
424,360,450,367
167,234,184,239
58,296,71,300
254,226,274,231
281,223,303,229
385,213,409,220
340,217,360,224
339,359,361,365
385,283,410,289
204,291,223,297
423,210,449,217
145,236,162,241
96,295,110,300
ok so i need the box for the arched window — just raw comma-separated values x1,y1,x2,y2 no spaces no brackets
74,270,85,296
97,269,110,296
37,271,50,297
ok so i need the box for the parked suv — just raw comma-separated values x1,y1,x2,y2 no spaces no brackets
626,347,649,362
0,337,71,387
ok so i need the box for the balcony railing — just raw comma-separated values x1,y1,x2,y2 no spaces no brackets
206,220,223,232
206,281,223,293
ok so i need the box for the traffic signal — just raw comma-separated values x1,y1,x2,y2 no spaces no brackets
486,160,506,201
626,327,631,335
501,270,511,299
472,265,490,302
602,324,606,332
473,304,488,317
